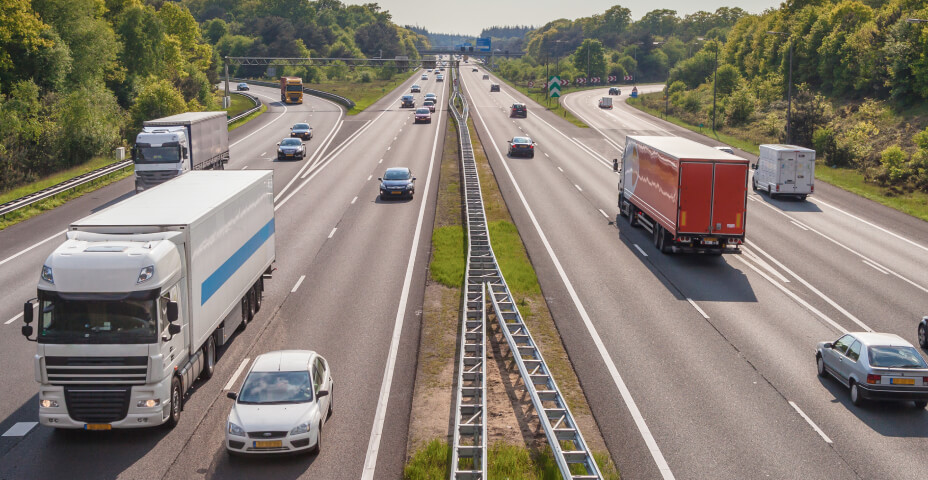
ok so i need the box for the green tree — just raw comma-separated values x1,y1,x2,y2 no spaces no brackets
52,84,124,167
33,0,121,87
117,5,165,79
715,64,741,96
571,39,606,79
0,0,54,86
129,77,186,130
880,145,909,183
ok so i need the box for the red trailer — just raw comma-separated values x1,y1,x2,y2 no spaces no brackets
617,136,748,254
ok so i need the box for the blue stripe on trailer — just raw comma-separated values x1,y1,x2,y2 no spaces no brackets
201,218,274,305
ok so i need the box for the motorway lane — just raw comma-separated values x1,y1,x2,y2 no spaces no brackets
0,69,441,479
462,67,861,478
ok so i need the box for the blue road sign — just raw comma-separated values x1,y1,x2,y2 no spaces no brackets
476,38,491,52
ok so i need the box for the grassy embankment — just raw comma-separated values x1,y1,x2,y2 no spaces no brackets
304,71,414,115
404,104,619,479
628,94,928,222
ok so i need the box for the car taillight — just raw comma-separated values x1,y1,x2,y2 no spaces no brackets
811,185,814,193
776,185,780,192
867,374,881,384
923,377,928,386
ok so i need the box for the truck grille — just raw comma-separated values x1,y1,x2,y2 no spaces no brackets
46,356,148,385
64,386,131,423
136,170,179,188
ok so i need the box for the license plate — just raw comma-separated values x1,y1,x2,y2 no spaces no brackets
892,378,915,385
253,440,282,448
85,424,111,431
391,191,402,195
286,154,293,156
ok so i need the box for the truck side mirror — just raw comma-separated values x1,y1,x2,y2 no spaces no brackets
22,325,34,340
751,163,758,170
182,146,188,158
132,145,138,160
23,302,33,324
168,323,181,335
167,301,179,323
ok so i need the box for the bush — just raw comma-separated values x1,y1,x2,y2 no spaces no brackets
725,86,755,126
129,77,186,131
682,90,702,114
880,145,909,183
359,71,372,83
666,80,686,97
52,84,124,168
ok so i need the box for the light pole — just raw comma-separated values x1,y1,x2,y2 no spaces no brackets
554,40,567,77
711,41,719,132
767,31,794,144
907,18,928,23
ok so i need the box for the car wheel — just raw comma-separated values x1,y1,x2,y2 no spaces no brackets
816,355,827,378
327,385,334,419
920,323,928,348
165,376,182,429
201,335,216,380
850,381,864,407
529,153,534,158
312,423,322,455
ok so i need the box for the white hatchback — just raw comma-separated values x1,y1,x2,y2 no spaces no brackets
226,350,333,455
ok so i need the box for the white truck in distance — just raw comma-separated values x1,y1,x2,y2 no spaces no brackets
133,112,230,193
22,171,275,429
752,144,816,200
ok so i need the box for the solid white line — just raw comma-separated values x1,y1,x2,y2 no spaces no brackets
467,90,674,479
746,240,872,332
351,196,358,205
789,401,832,444
362,76,446,480
633,244,648,257
741,248,790,284
2,422,37,437
328,228,337,239
686,298,710,319
732,255,847,334
575,184,583,192
790,220,809,231
223,358,251,391
274,117,345,202
599,209,609,219
299,120,368,180
5,312,23,325
862,260,889,275
814,198,928,254
0,229,66,267
230,92,288,148
291,275,306,293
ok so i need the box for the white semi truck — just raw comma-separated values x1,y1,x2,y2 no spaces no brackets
133,112,230,193
21,170,275,429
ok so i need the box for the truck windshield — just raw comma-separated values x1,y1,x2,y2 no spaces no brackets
37,290,159,344
286,85,303,92
137,146,180,164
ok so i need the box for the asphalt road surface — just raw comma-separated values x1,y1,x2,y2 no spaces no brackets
0,69,447,480
463,67,928,479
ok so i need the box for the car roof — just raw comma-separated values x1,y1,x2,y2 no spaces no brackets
293,123,309,128
847,332,912,347
251,350,315,372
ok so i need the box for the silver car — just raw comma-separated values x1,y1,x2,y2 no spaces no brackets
816,332,928,407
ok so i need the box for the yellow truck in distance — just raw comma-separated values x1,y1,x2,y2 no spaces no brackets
280,76,303,104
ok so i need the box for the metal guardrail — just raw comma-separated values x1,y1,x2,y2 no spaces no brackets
230,78,356,110
1,96,263,218
447,64,602,480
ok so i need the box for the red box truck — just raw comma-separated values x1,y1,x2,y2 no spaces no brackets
617,136,748,254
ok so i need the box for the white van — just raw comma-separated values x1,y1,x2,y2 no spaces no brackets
752,144,815,200
599,97,613,109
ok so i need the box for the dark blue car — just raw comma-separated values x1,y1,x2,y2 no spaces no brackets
379,167,416,200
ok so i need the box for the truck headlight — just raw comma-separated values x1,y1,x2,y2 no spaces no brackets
290,421,311,435
40,399,58,408
137,265,155,284
137,399,160,408
228,422,245,436
41,265,54,284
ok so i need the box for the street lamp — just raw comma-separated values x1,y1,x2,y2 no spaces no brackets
906,18,928,23
711,41,721,132
554,40,567,77
767,30,794,144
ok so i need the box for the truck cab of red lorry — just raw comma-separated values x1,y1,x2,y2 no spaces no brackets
618,135,749,254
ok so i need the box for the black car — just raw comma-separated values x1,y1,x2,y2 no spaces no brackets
482,74,490,80
379,167,416,199
236,82,249,91
290,123,313,140
510,103,527,117
401,95,416,108
507,136,536,158
490,84,500,92
608,87,621,95
277,138,305,161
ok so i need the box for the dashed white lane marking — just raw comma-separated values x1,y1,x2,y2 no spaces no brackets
241,166,249,170
575,184,583,192
687,298,710,319
224,359,251,391
291,275,306,293
599,209,609,219
387,146,391,151
557,167,564,172
261,152,267,156
633,244,648,257
351,196,358,205
789,401,832,443
0,230,66,267
545,153,550,158
5,312,23,325
2,422,37,437
328,228,337,239
368,175,373,181
790,220,809,231
863,260,889,274
379,159,383,164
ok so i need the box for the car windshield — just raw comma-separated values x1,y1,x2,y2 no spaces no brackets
513,137,531,144
238,83,247,88
402,95,413,100
238,371,313,404
280,138,301,146
868,346,928,368
293,124,309,130
416,108,430,114
37,289,159,344
384,169,410,180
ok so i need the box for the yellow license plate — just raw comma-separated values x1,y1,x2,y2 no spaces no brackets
85,424,111,431
705,237,717,242
892,378,915,385
253,440,283,448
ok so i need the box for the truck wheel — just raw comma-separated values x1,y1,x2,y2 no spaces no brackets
628,205,639,227
165,376,182,429
799,195,807,201
247,289,256,321
253,280,263,313
239,295,250,330
752,178,758,192
201,335,216,380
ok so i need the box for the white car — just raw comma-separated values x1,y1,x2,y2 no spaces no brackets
421,74,428,80
226,350,333,455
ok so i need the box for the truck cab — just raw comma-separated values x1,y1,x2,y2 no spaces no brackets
134,128,190,192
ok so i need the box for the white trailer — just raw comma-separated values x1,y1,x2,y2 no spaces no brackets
133,112,230,192
752,144,816,200
22,171,275,429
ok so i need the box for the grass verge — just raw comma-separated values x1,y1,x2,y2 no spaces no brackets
226,93,255,118
305,71,414,115
626,96,928,222
0,156,119,205
499,81,588,128
228,103,267,132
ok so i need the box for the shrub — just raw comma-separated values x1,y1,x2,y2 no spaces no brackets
725,86,755,126
880,145,909,183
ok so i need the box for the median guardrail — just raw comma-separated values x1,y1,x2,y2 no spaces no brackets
230,78,356,110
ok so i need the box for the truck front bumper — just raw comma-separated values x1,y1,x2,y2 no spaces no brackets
37,377,175,429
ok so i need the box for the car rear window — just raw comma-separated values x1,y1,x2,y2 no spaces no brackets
868,346,928,368
513,137,531,144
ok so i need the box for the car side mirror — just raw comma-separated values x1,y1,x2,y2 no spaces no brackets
227,392,237,400
23,302,33,324
168,323,181,336
751,164,758,170
823,342,833,349
276,143,280,146
317,390,329,398
378,178,383,181
412,177,417,181
167,301,179,323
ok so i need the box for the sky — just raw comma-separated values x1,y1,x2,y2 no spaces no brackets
344,0,782,37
